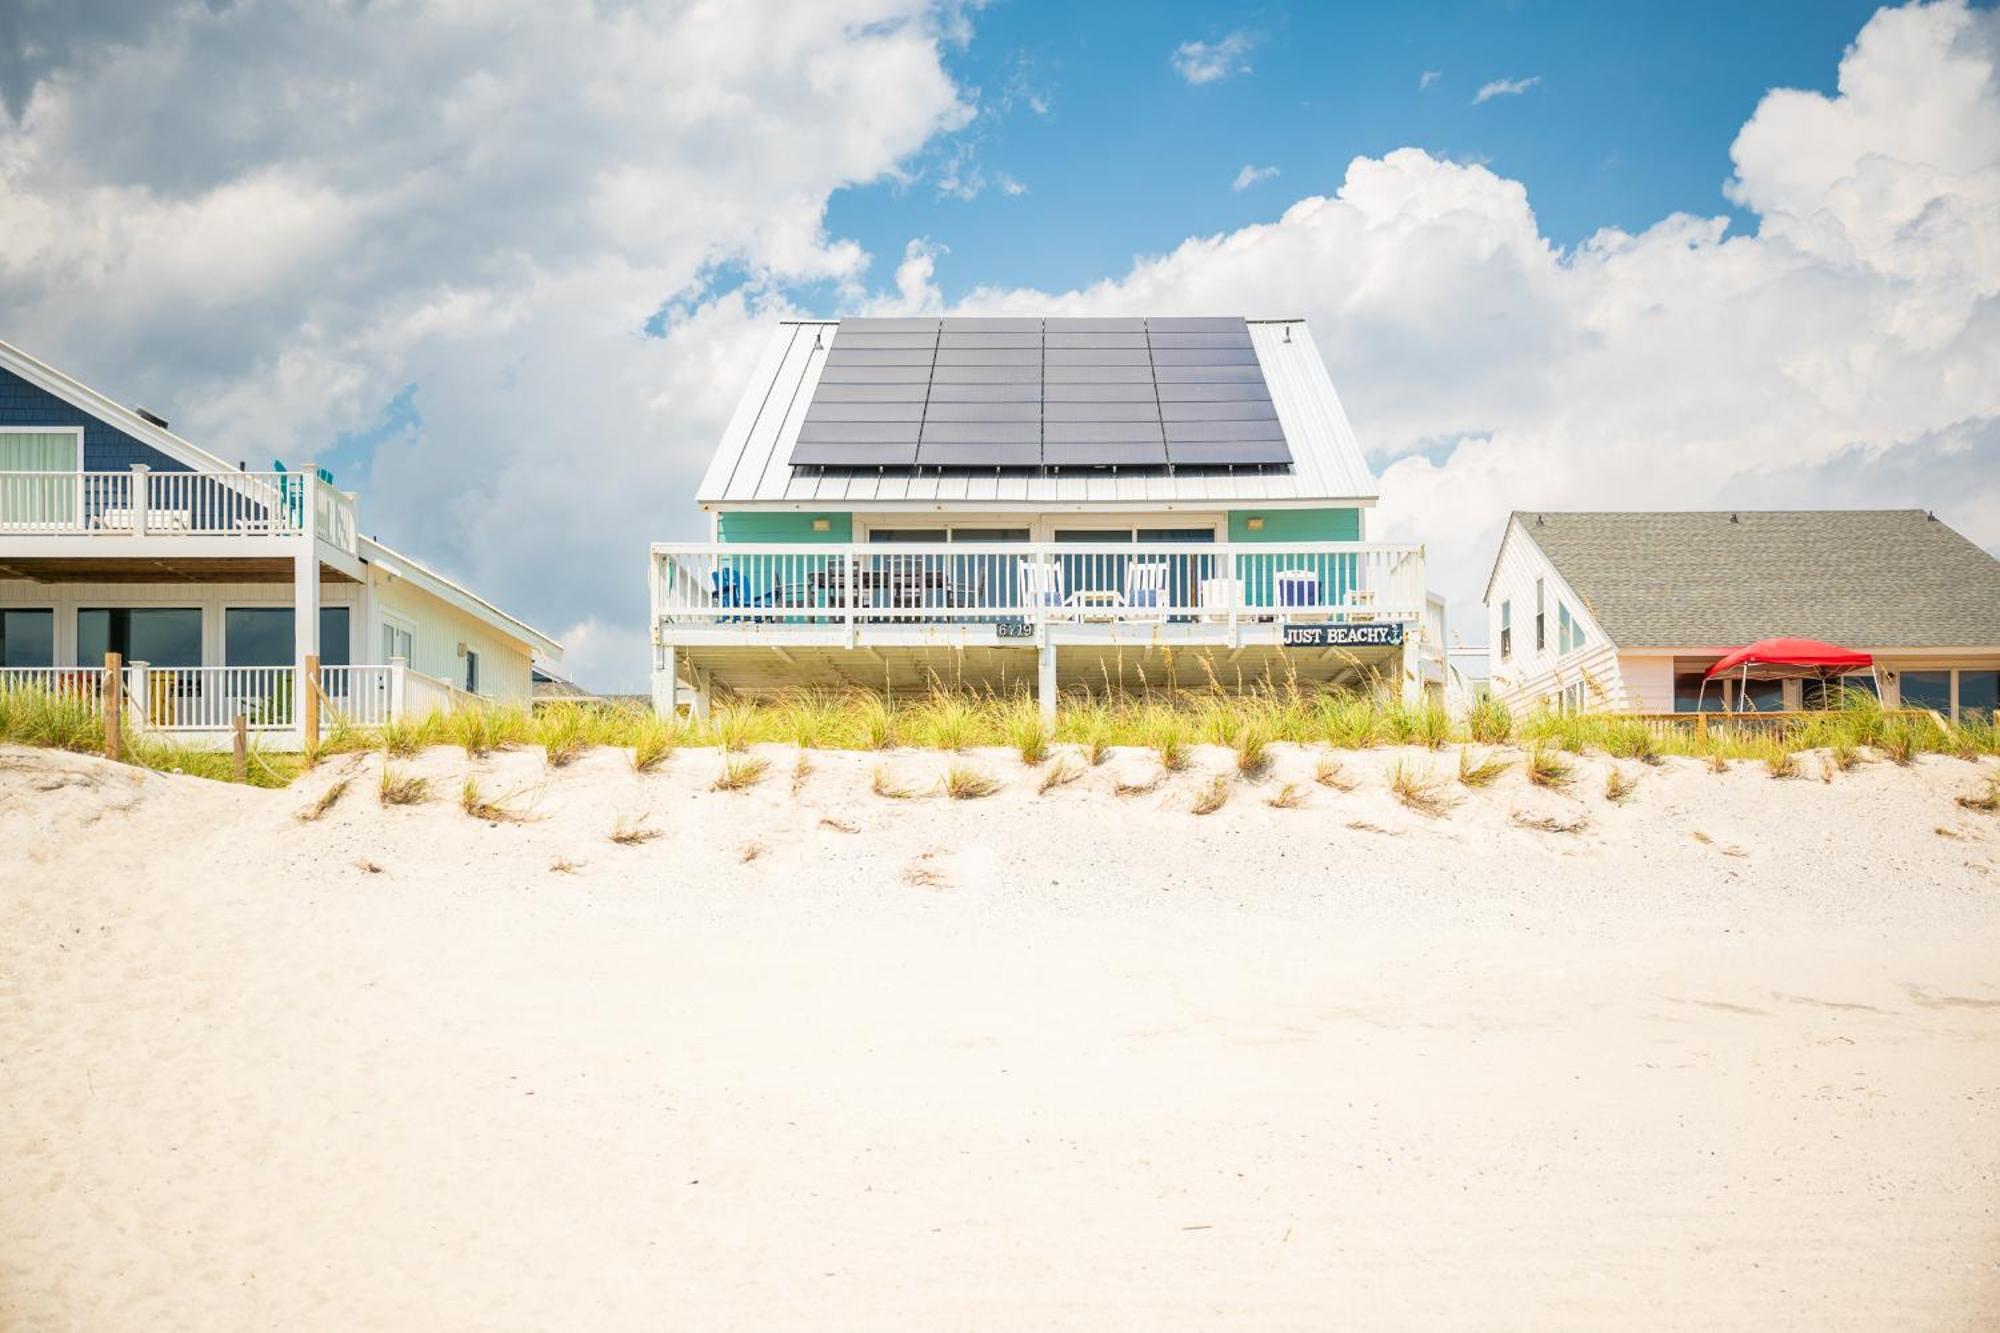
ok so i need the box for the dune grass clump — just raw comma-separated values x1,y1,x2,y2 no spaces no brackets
1003,698,1050,766
0,687,105,753
1514,809,1588,834
460,775,532,822
1456,747,1509,788
1190,774,1230,815
712,755,769,793
1761,742,1801,780
630,712,679,773
1604,768,1638,804
1266,782,1308,810
299,778,350,822
1526,745,1574,791
1036,760,1082,795
1314,754,1354,791
610,814,661,845
539,704,593,768
871,765,919,800
1234,723,1272,780
446,705,531,758
942,764,1001,800
378,766,429,806
1389,760,1453,817
1956,775,2000,814
1466,694,1511,745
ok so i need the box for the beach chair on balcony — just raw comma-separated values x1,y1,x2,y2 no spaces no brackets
1017,558,1065,621
711,567,777,623
1275,569,1326,623
1123,561,1170,623
1198,576,1246,623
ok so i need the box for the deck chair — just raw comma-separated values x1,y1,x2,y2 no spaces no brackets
1017,558,1065,620
1123,561,1170,623
1198,576,1245,622
1274,569,1325,623
711,567,776,622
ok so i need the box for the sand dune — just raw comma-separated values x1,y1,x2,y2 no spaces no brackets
2,740,1998,1331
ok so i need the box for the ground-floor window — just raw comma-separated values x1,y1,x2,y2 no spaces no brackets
223,607,351,668
1899,670,1952,714
1803,673,1877,710
464,649,480,694
1958,670,1998,723
0,608,54,667
77,608,201,667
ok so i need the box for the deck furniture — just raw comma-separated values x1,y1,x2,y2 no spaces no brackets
1275,569,1325,623
1123,561,1170,623
1018,559,1065,616
1198,576,1245,622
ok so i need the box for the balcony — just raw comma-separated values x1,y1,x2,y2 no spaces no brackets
652,540,1426,647
0,467,359,563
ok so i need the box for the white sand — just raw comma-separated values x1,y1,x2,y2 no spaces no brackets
3,739,1998,1330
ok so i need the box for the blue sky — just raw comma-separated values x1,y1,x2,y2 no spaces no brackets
827,0,1888,302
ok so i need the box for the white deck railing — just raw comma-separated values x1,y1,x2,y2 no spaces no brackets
0,467,358,554
652,541,1427,628
0,662,419,735
0,665,111,703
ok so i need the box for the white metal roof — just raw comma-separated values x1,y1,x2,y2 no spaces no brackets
694,318,1379,511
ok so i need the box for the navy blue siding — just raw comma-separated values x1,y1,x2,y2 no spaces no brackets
0,367,189,473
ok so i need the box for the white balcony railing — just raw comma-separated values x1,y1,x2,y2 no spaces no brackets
652,541,1426,631
0,467,358,554
0,662,407,734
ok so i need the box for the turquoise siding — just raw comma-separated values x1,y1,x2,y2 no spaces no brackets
1228,509,1363,607
1227,508,1360,542
716,511,852,542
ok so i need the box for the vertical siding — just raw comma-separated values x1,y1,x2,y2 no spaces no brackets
0,368,189,474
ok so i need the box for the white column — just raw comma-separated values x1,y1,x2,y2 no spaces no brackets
129,464,149,536
651,643,678,718
1038,640,1058,723
293,462,319,745
389,656,408,722
688,665,711,725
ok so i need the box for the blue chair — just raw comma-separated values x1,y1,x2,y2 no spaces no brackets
712,567,776,622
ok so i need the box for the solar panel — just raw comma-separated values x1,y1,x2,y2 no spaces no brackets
787,317,1294,471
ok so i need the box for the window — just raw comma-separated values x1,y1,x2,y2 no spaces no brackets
1499,601,1512,661
1959,670,1998,724
868,528,1032,543
77,608,201,667
381,621,414,665
1737,679,1784,713
0,428,82,527
223,607,350,667
1534,578,1545,652
1804,673,1877,710
1900,671,1951,714
464,649,480,694
1673,672,1725,713
0,608,54,667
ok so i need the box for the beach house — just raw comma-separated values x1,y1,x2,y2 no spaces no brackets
0,338,561,745
650,316,1437,719
1482,510,2000,721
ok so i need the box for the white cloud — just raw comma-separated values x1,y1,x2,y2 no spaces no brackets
941,1,2000,649
1231,164,1280,191
1172,31,1257,86
1473,74,1542,104
1419,70,1442,91
997,173,1029,196
0,0,973,690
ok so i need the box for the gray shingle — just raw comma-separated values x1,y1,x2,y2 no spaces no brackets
1514,510,2000,649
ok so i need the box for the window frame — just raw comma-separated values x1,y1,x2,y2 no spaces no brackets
1534,578,1546,652
1499,600,1512,661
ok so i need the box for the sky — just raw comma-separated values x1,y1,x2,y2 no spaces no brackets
0,0,1996,689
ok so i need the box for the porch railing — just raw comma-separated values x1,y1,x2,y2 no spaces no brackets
0,467,359,553
652,541,1427,628
0,663,404,733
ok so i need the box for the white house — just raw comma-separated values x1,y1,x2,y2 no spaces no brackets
0,338,561,744
650,316,1438,719
1482,510,2000,721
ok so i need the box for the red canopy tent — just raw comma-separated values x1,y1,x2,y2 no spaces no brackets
1700,638,1876,712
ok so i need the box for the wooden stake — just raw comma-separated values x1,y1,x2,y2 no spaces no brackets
102,651,123,762
231,715,248,782
303,653,321,752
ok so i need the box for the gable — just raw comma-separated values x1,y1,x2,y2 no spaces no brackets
0,367,188,475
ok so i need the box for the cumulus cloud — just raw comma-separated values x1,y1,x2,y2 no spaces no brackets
1473,75,1542,104
0,0,972,688
941,1,2000,649
1172,32,1257,86
1231,164,1280,191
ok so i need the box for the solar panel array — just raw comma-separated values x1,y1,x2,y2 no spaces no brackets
789,316,1289,470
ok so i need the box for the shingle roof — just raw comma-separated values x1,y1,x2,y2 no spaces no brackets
1511,510,2000,649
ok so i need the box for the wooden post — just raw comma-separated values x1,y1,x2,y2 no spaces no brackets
303,653,321,751
101,652,122,762
231,715,248,781
1695,711,1708,744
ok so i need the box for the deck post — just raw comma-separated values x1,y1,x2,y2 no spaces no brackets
651,642,678,718
388,656,408,722
292,476,318,747
231,716,248,780
1037,640,1057,723
129,465,149,536
101,652,122,762
688,664,711,725
302,653,321,751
